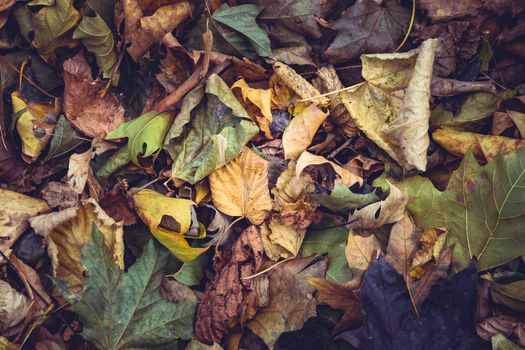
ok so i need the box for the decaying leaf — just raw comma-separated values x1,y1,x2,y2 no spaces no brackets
342,39,438,171
411,227,448,268
296,151,362,188
195,226,267,344
59,227,196,350
209,147,272,225
29,199,123,292
247,255,328,348
133,189,208,262
66,148,92,194
482,274,525,311
0,279,31,336
0,189,50,262
271,160,317,212
63,52,125,137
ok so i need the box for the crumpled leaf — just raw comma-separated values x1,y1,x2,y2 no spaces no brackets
493,96,525,138
72,14,118,81
29,199,123,292
28,0,80,59
59,227,197,350
67,148,92,194
124,0,193,61
322,0,411,63
232,78,273,138
247,255,328,348
106,110,172,165
12,91,58,162
209,147,272,225
308,278,363,334
98,184,136,225
0,189,49,262
340,257,482,349
133,189,208,262
345,231,381,283
482,274,525,311
342,39,438,171
0,279,31,336
271,160,317,212
348,182,407,230
410,247,452,305
411,227,447,268
433,129,525,161
296,151,363,188
63,52,125,137
477,315,525,347
41,181,78,209
400,147,525,270
282,103,329,159
195,226,267,343
164,74,259,184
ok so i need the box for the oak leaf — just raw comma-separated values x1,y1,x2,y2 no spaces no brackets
209,147,272,225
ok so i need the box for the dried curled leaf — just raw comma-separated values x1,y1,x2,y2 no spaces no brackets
271,161,317,212
209,147,272,224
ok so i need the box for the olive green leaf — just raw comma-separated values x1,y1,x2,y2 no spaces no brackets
106,110,172,165
400,148,525,270
164,74,258,184
58,227,196,350
45,115,85,160
311,183,381,213
72,14,118,80
482,273,525,311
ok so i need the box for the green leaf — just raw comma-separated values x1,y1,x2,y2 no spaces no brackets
491,334,523,350
174,250,209,287
311,183,381,213
164,74,258,184
186,5,271,60
482,273,525,311
95,146,131,178
106,110,172,165
430,90,516,132
29,0,80,60
45,115,85,160
400,148,525,270
58,227,196,350
72,14,118,81
86,0,114,30
301,220,352,284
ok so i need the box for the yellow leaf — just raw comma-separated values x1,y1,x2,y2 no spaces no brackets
133,189,208,262
269,72,293,110
209,147,272,224
12,92,57,162
194,180,210,205
282,103,329,160
232,78,273,139
272,62,329,105
432,129,525,161
0,189,50,262
296,151,362,187
29,199,123,292
411,227,447,268
342,39,438,171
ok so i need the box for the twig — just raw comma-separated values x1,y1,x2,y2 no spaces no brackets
241,257,295,280
0,56,57,99
394,0,416,52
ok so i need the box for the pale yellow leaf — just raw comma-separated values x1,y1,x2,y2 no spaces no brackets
411,227,447,268
209,147,272,224
67,149,93,194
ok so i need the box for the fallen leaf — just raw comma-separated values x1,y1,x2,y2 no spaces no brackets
106,110,172,165
164,74,258,184
209,147,272,225
348,182,407,230
186,340,224,350
124,0,193,61
345,231,380,283
308,278,363,334
433,129,525,161
0,279,31,336
232,78,273,138
133,189,208,262
483,274,525,311
67,148,93,194
247,255,328,348
58,226,197,349
63,52,125,138
98,184,136,225
296,151,362,188
174,250,210,287
477,315,525,347
322,0,411,63
342,39,438,171
416,0,483,22
271,160,317,212
410,247,452,305
0,189,49,262
311,183,381,213
41,181,78,209
45,115,84,160
29,199,123,292
492,334,523,350
195,226,267,344
493,96,525,138
385,214,420,276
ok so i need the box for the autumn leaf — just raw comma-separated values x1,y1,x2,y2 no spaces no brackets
231,78,273,138
0,280,31,336
296,151,362,187
385,214,420,276
209,147,272,225
133,189,208,262
482,274,525,311
345,231,381,285
271,161,317,212
59,227,196,350
67,148,93,194
45,115,84,160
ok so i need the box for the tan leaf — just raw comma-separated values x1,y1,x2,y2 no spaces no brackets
232,78,273,139
282,103,329,160
41,181,79,209
410,247,452,305
0,189,50,262
271,161,317,212
345,230,380,283
63,52,125,137
29,199,124,292
342,39,438,171
432,129,525,161
67,148,93,194
348,182,407,229
385,214,420,276
0,280,31,336
296,151,363,187
308,278,363,334
124,0,193,61
209,147,272,224
195,226,267,344
411,227,448,268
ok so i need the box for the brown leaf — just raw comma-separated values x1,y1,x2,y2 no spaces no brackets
124,0,193,61
411,227,447,268
345,230,380,284
411,247,452,305
99,184,137,225
41,182,78,209
271,160,317,212
385,214,420,276
66,148,93,194
477,315,525,347
0,280,31,336
195,226,267,344
416,0,483,22
308,278,363,334
63,52,125,138
296,151,362,188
